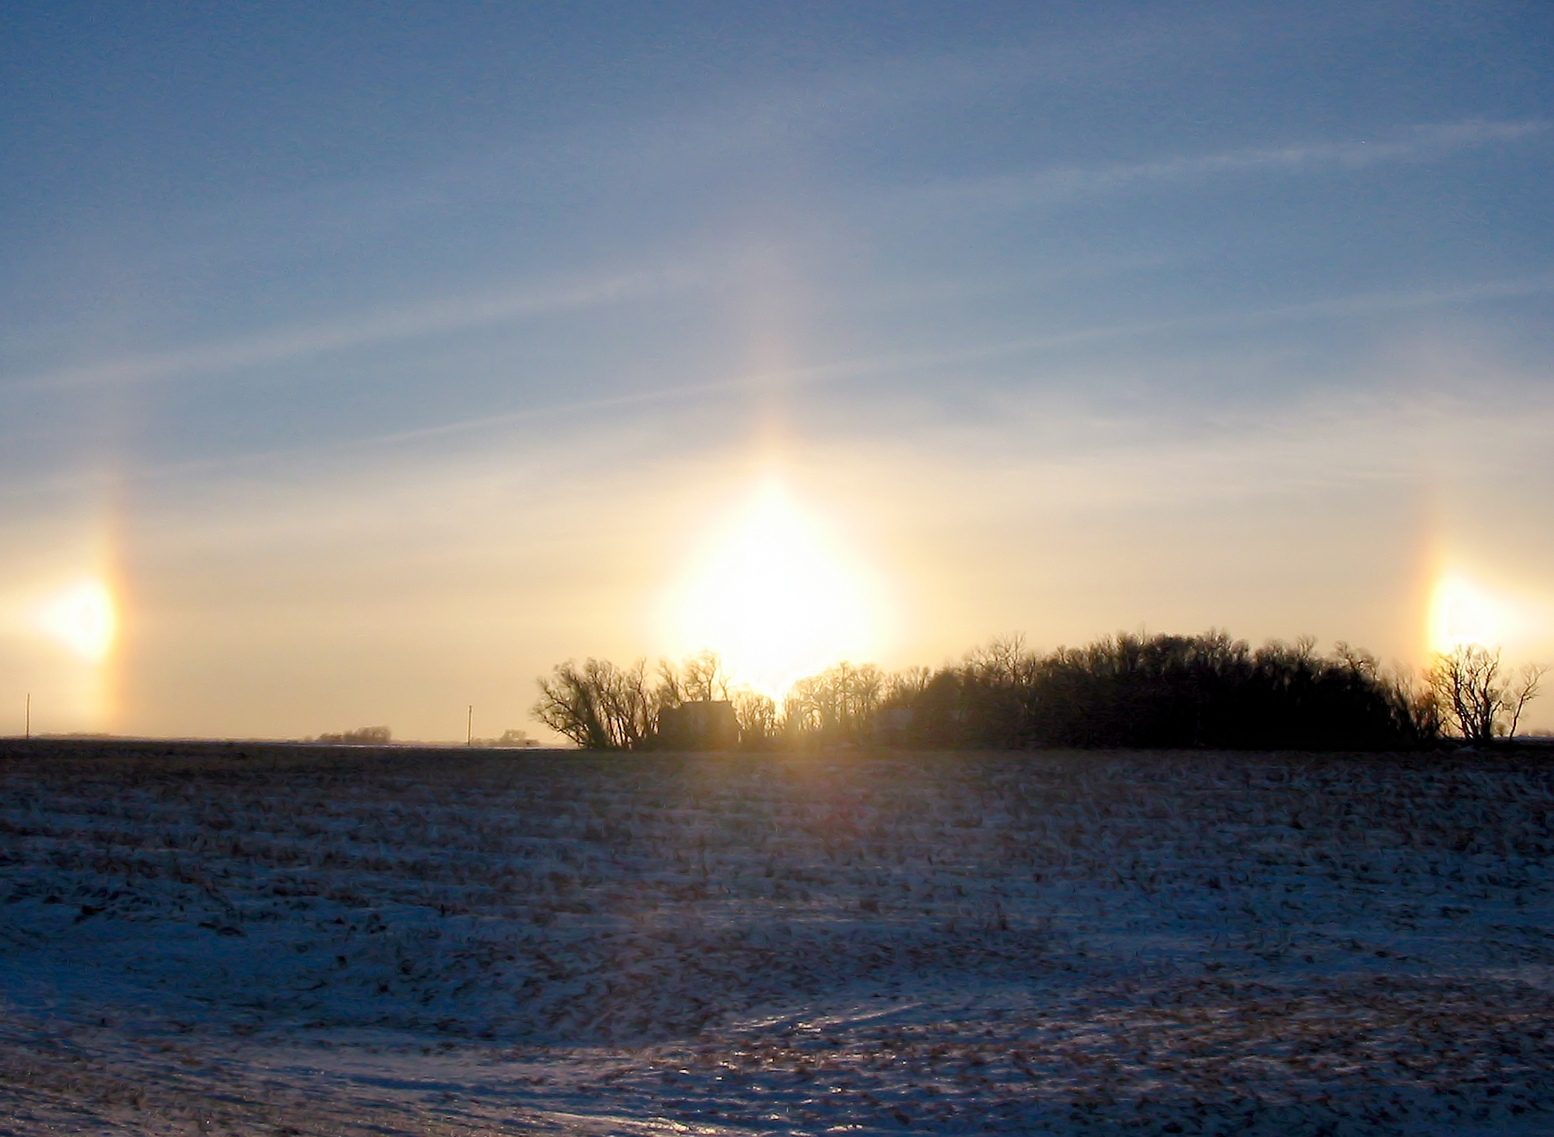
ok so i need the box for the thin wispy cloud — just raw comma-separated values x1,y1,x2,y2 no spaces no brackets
5,263,706,395
61,270,1550,500
907,119,1548,213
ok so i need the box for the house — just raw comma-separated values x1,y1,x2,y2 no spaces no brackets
657,700,740,750
873,706,914,745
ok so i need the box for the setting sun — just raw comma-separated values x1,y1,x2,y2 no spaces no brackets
666,479,883,696
35,579,118,662
1427,574,1509,655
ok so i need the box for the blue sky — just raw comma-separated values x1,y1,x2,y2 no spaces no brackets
2,2,1552,738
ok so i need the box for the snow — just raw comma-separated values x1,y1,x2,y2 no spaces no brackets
1,744,1552,1134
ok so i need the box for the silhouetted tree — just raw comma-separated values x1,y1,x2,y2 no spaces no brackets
527,650,762,751
783,662,884,744
680,649,732,703
532,658,653,749
877,631,1440,751
1428,645,1545,743
315,725,391,745
732,689,779,748
534,631,1452,752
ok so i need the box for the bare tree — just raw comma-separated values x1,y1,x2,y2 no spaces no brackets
1507,662,1546,738
884,666,932,704
532,658,653,749
653,659,685,715
783,662,884,742
680,649,732,703
1428,645,1546,743
533,661,607,749
732,689,778,747
965,634,1033,687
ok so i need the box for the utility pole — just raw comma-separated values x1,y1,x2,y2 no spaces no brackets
24,693,29,740
467,704,473,747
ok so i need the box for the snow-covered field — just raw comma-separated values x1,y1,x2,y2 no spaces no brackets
2,742,1552,1136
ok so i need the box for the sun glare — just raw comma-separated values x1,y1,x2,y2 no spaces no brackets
35,579,118,662
668,480,882,696
1427,574,1508,654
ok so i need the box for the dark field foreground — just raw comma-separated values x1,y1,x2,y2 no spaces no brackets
1,741,1552,1135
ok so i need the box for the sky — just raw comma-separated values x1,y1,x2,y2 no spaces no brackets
2,1,1552,740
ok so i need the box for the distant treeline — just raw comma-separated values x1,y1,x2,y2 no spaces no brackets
312,725,393,745
308,726,539,747
533,632,1543,751
880,633,1435,750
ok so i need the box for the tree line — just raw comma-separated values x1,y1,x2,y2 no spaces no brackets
532,632,1543,751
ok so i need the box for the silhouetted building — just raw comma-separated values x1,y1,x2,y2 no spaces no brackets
873,706,914,744
657,700,739,750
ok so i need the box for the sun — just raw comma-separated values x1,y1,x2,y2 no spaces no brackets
35,579,118,662
666,479,882,696
1427,574,1506,654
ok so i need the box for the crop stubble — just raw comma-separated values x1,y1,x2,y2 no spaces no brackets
0,742,1551,1134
